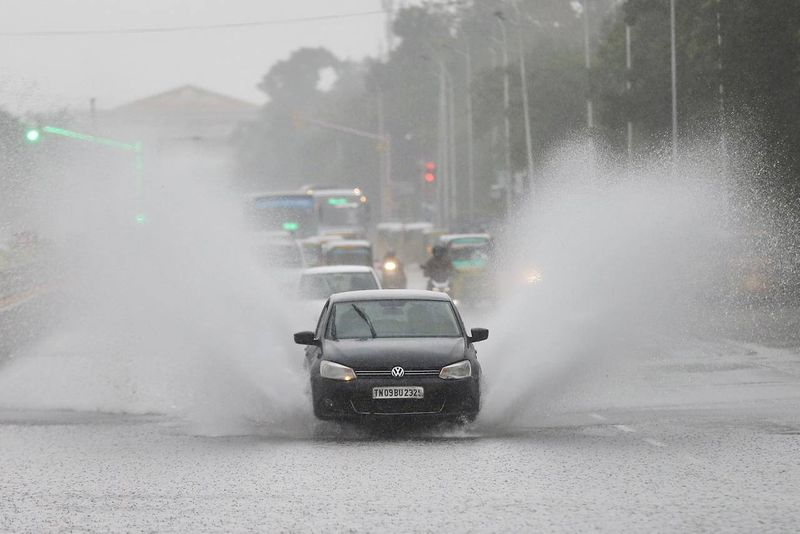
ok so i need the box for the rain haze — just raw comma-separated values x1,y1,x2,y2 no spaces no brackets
0,0,388,112
1,0,799,532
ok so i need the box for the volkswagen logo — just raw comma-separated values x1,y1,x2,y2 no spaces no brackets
391,366,405,378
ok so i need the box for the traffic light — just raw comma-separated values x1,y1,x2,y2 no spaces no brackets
423,161,436,183
24,128,41,144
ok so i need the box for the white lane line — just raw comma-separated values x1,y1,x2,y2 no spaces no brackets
0,284,54,313
642,438,667,448
590,413,607,422
614,424,636,433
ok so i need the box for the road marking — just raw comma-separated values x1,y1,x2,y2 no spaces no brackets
614,424,636,433
590,413,607,422
0,284,54,313
642,438,667,448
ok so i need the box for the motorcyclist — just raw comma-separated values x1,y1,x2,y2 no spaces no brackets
422,244,454,289
380,250,407,289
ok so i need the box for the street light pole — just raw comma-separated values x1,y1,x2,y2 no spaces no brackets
625,23,633,164
447,69,457,227
715,0,728,170
293,113,391,220
449,41,475,220
510,2,535,193
582,0,594,129
437,60,449,228
493,19,513,213
670,0,678,165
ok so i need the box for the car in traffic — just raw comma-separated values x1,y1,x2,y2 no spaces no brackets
297,265,381,309
321,239,373,267
294,289,488,421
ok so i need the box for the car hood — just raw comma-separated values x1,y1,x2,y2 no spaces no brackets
322,337,466,370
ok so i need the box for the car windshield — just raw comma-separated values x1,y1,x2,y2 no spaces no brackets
325,248,371,266
327,299,461,339
298,272,378,300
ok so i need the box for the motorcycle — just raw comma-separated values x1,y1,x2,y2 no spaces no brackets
380,257,407,289
429,278,460,306
429,278,452,295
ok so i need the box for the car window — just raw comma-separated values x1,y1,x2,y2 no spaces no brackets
327,299,462,339
315,301,330,338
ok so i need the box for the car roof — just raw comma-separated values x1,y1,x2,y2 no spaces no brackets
247,191,312,200
329,289,452,303
301,266,376,275
438,233,492,243
322,239,371,250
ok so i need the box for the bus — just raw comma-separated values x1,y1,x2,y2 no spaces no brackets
246,192,318,238
305,187,370,238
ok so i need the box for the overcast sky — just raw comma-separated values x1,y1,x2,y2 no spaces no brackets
0,0,391,114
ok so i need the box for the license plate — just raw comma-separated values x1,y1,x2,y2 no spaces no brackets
372,386,424,399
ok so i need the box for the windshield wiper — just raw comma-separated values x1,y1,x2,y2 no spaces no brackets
350,304,377,339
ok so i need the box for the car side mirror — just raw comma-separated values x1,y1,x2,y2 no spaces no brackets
294,331,319,346
469,327,489,343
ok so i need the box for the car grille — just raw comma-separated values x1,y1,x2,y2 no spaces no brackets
350,399,446,415
354,369,440,378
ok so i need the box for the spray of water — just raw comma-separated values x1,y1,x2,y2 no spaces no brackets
0,144,312,436
0,133,789,436
478,140,766,427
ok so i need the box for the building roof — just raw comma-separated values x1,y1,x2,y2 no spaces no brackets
115,84,259,113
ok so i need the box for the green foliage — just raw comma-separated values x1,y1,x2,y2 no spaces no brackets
236,0,800,218
595,0,800,191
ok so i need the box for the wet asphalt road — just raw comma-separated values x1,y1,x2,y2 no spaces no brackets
1,337,799,532
1,268,799,532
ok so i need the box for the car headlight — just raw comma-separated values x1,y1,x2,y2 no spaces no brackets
525,268,543,285
439,360,472,380
383,260,397,271
319,360,356,381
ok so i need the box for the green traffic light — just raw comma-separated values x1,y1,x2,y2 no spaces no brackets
135,213,147,224
282,222,299,232
25,129,41,143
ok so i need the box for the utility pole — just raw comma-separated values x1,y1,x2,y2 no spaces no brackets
437,61,449,228
715,0,727,171
381,0,395,59
494,16,513,212
377,93,391,220
670,0,678,165
582,0,594,129
447,69,457,228
509,3,534,193
449,41,475,220
625,23,633,164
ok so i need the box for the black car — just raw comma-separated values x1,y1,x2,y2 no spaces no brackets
294,289,488,421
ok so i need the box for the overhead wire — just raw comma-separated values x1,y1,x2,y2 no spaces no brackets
0,9,386,37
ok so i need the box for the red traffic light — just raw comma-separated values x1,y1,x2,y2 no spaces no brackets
423,161,436,183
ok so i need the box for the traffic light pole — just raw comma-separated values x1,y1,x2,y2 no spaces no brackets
293,113,392,220
25,125,146,223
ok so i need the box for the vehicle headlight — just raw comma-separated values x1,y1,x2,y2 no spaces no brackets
525,268,543,285
383,260,397,271
439,360,472,380
319,360,356,381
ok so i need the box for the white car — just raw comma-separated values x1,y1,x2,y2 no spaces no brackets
297,265,382,320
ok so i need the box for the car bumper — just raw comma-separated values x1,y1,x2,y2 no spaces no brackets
311,375,480,420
